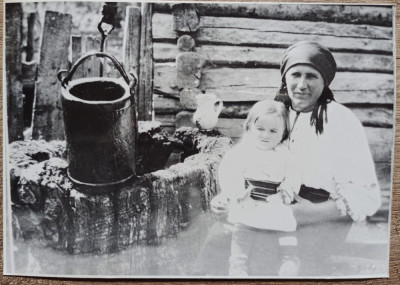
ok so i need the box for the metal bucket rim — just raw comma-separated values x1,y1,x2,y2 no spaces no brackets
62,77,131,105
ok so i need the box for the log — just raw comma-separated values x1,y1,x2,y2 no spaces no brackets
123,6,141,85
177,35,195,52
154,94,181,114
350,107,393,128
6,3,24,142
176,52,204,88
180,88,202,110
153,43,394,73
172,3,200,32
32,11,72,141
154,64,394,105
138,3,153,120
152,13,393,53
155,94,393,128
155,113,176,127
175,111,393,163
153,3,393,27
375,162,392,192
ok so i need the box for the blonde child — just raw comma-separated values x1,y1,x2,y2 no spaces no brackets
212,100,300,276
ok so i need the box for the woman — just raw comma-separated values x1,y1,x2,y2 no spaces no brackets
275,41,381,224
198,41,381,276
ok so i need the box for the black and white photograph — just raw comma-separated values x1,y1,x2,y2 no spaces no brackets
3,0,396,279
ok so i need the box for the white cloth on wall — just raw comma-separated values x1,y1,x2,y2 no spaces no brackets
288,101,381,222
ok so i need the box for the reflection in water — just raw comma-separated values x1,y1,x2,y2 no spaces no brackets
13,212,388,277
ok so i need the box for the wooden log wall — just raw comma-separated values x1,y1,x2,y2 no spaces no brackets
5,3,24,142
151,3,395,218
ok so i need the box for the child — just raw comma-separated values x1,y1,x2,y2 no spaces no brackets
215,100,300,276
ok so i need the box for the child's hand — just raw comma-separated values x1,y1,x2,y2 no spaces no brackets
235,185,254,202
210,194,230,218
278,185,295,205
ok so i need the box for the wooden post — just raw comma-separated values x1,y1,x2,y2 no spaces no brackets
71,35,84,79
123,6,141,79
138,3,154,121
81,35,101,78
5,3,24,142
123,6,141,108
32,11,72,141
26,12,40,62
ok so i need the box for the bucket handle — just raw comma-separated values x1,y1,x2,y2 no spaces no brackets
57,52,136,89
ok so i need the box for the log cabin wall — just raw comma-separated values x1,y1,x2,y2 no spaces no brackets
151,3,394,218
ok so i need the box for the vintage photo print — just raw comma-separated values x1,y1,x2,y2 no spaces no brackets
3,0,395,279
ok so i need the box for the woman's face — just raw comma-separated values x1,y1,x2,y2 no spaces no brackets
285,65,325,112
249,113,285,150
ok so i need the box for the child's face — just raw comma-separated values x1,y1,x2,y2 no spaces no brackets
249,113,285,150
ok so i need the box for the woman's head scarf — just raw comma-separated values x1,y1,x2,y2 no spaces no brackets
280,41,337,86
275,42,337,135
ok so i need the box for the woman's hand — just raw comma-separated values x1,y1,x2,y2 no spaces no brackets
290,193,349,226
210,194,230,219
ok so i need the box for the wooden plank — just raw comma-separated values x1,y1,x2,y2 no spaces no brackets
32,11,72,141
154,64,394,104
138,3,153,120
5,3,24,142
123,6,141,81
152,13,393,53
153,4,393,27
153,43,394,73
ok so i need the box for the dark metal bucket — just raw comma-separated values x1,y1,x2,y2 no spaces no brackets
58,52,137,186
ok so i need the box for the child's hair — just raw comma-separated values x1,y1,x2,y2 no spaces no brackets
244,100,290,142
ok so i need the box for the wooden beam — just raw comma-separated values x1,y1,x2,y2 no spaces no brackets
5,3,24,142
153,4,393,27
153,43,394,73
138,3,153,120
154,64,394,105
153,13,393,53
32,11,72,141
